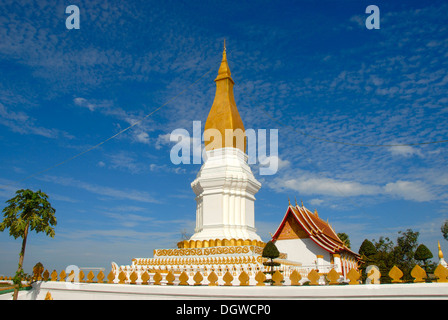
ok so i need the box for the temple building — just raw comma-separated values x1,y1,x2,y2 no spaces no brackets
271,201,360,277
113,44,360,283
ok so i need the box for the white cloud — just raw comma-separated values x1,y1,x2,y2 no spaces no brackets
271,175,382,197
310,198,324,206
384,180,434,202
107,152,143,174
149,163,186,174
39,175,160,203
0,178,24,200
155,133,172,149
74,97,96,111
74,97,120,115
97,161,106,167
50,194,79,203
134,131,150,144
349,15,365,28
258,155,290,169
389,145,423,158
267,166,441,203
0,103,72,139
72,97,161,146
0,103,29,122
101,212,155,228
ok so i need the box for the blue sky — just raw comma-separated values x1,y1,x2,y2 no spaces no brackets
1,0,448,276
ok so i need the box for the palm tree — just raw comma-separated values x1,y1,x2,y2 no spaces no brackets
0,189,57,300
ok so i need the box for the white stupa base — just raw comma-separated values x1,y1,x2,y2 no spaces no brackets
189,225,262,242
190,148,263,243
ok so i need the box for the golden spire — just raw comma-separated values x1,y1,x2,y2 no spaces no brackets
204,42,246,152
216,42,231,81
439,241,444,259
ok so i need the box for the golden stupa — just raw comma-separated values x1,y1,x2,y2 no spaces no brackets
204,41,246,152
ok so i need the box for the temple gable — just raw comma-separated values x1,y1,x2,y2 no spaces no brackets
276,213,309,240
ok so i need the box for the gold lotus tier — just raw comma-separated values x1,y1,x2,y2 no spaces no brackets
154,245,264,258
133,255,263,267
177,238,265,249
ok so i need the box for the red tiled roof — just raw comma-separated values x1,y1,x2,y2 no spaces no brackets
272,204,359,258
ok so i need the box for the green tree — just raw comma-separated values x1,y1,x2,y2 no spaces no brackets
359,239,377,258
262,241,280,285
414,244,433,273
372,236,395,283
394,229,419,281
358,239,377,282
363,230,420,283
0,189,56,300
337,232,351,248
442,220,448,241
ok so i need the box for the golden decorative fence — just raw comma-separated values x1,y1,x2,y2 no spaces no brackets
1,263,447,286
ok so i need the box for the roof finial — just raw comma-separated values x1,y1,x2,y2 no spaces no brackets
439,241,444,259
288,198,291,206
301,199,304,207
222,39,227,62
294,197,298,206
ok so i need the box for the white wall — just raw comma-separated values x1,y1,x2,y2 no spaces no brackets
275,238,330,266
6,281,448,300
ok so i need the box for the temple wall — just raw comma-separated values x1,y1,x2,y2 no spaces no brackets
274,238,331,266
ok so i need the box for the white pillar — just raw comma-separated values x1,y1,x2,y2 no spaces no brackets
333,254,342,273
316,255,324,271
